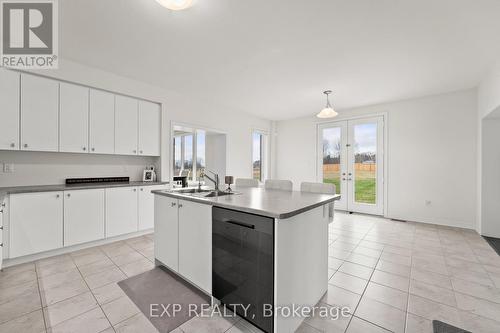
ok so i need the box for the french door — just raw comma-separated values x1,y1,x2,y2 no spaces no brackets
318,116,384,215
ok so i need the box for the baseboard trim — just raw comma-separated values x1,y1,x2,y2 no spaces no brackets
3,229,153,268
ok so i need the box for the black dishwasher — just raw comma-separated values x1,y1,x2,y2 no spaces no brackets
212,207,274,333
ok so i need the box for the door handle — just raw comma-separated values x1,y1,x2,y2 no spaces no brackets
222,219,255,229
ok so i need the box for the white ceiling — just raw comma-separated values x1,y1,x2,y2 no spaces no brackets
60,0,500,120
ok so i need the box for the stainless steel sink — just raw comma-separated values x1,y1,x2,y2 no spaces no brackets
176,188,212,194
174,188,238,198
202,191,235,197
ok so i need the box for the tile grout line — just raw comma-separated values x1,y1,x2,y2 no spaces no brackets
342,225,385,333
34,264,49,332
66,253,117,332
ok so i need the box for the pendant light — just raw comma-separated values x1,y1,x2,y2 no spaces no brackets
155,0,194,11
316,90,338,118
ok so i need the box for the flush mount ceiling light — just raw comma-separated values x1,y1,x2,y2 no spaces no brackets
155,0,194,11
316,90,338,118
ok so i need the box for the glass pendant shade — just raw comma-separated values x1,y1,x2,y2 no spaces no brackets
155,0,193,10
317,107,338,118
316,90,338,118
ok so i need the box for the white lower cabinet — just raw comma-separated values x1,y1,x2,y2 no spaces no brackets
160,197,212,294
9,192,63,258
64,189,105,246
154,195,179,271
0,199,5,269
138,185,164,231
106,187,139,238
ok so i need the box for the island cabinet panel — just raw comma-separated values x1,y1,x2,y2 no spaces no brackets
9,192,63,258
64,189,105,247
59,83,90,153
115,95,138,155
0,69,20,150
178,199,212,293
89,89,115,154
138,101,161,156
106,187,138,237
155,195,179,271
21,74,59,152
138,185,165,231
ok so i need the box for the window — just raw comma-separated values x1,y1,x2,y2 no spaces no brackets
252,131,267,181
172,130,206,181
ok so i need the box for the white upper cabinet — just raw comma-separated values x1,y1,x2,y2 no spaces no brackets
0,69,20,150
138,101,161,156
115,95,138,155
59,83,89,153
89,89,115,154
21,74,59,152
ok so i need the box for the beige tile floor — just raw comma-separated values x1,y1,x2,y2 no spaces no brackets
1,212,500,333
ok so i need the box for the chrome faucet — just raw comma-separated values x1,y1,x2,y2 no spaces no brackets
200,168,219,191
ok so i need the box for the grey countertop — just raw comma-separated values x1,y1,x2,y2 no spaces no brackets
0,181,169,202
152,187,340,219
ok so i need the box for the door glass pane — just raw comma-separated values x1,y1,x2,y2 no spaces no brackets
173,136,182,177
183,135,193,180
353,123,377,204
321,127,341,194
253,132,262,181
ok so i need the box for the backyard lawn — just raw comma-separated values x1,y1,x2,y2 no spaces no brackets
324,169,376,204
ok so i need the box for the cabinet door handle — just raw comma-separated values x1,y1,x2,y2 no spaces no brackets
133,150,137,154
56,194,60,198
10,143,15,148
139,150,143,154
133,188,137,192
178,204,183,208
91,148,95,152
0,226,3,230
0,243,3,247
82,147,86,151
171,202,176,207
24,143,28,148
140,188,144,191
67,193,71,197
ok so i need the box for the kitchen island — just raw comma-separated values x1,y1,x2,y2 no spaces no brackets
153,187,340,333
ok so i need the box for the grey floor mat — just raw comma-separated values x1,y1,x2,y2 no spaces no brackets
484,236,500,256
118,266,210,333
432,320,471,333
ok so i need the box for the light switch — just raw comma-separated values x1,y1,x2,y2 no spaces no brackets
3,163,14,173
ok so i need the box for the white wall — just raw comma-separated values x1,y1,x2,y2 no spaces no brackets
205,133,227,181
476,60,500,234
0,151,157,187
0,59,271,186
275,90,477,229
481,117,500,237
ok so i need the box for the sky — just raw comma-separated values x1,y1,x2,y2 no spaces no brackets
323,123,377,156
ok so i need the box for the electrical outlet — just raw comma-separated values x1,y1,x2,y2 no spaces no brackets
3,163,14,173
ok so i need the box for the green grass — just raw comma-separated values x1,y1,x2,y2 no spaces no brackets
324,169,376,204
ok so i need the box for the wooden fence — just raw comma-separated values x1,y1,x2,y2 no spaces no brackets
323,163,376,172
